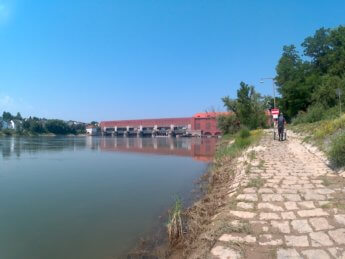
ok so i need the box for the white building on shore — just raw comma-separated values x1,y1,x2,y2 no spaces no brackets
86,125,98,136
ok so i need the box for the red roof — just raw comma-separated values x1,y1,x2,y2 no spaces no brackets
193,112,230,118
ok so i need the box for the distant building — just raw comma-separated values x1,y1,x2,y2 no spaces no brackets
86,125,98,135
100,112,229,137
9,120,16,130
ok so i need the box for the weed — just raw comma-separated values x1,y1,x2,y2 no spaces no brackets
246,177,265,188
245,164,251,174
167,197,183,246
239,127,250,138
321,203,332,209
248,150,256,161
320,176,331,186
258,159,265,169
328,131,345,167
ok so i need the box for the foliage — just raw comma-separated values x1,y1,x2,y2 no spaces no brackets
1,111,85,135
239,127,250,139
167,196,183,246
329,131,345,167
291,113,345,168
216,129,263,159
293,105,342,125
221,82,268,132
45,120,75,134
2,111,14,121
217,114,240,135
276,26,345,119
22,117,46,134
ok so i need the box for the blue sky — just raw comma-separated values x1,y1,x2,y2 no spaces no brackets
0,0,344,122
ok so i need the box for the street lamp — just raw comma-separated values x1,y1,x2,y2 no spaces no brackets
260,77,276,108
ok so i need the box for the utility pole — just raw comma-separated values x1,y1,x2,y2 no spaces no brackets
260,77,276,108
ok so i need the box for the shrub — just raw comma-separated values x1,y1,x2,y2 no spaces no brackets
239,127,250,139
217,114,240,135
293,104,343,125
314,114,345,139
293,104,326,125
1,129,14,136
328,131,345,167
45,120,74,135
235,136,251,149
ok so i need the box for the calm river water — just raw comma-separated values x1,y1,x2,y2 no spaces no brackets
0,136,216,259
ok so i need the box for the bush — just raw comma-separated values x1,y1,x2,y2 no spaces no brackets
235,136,251,149
293,104,342,125
329,131,345,167
217,114,240,135
1,129,14,136
45,120,74,134
239,127,250,139
293,104,326,125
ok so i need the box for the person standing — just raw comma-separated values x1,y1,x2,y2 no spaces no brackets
278,112,286,141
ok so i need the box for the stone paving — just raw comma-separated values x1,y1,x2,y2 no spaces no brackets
210,131,345,259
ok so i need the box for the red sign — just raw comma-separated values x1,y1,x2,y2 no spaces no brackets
271,108,280,115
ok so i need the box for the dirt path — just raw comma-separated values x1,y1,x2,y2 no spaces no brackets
208,130,345,259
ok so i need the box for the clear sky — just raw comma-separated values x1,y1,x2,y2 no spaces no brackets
0,0,344,122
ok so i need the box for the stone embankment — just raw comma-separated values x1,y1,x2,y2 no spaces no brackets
200,130,345,259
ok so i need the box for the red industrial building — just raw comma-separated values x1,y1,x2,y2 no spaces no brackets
100,112,228,137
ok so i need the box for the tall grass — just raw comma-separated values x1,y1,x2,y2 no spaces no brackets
291,112,345,168
166,197,183,246
314,114,345,139
216,129,263,159
293,105,342,125
329,131,345,167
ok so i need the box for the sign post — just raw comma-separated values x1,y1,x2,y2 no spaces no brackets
271,108,280,119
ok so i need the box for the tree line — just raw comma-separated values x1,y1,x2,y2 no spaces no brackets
219,25,345,133
0,111,86,135
276,26,345,122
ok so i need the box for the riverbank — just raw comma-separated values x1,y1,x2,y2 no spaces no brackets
171,129,345,259
0,131,87,137
127,129,263,258
168,129,264,258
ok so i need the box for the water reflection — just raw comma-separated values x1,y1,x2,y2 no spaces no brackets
0,136,216,258
0,137,217,161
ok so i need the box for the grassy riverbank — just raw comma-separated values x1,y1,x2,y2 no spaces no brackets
167,128,263,258
290,113,345,168
127,129,263,258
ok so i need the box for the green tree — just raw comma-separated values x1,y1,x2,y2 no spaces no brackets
2,111,13,121
276,26,345,120
15,112,22,120
222,82,267,131
45,120,72,135
275,45,315,118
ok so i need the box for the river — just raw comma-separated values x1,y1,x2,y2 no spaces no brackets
0,136,216,259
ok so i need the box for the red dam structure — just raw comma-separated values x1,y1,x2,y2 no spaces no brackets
100,112,228,137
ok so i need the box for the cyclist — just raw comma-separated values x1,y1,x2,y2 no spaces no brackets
278,112,286,141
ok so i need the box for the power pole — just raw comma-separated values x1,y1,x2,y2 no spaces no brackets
260,77,276,108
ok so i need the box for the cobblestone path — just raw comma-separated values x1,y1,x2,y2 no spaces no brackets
210,131,345,259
